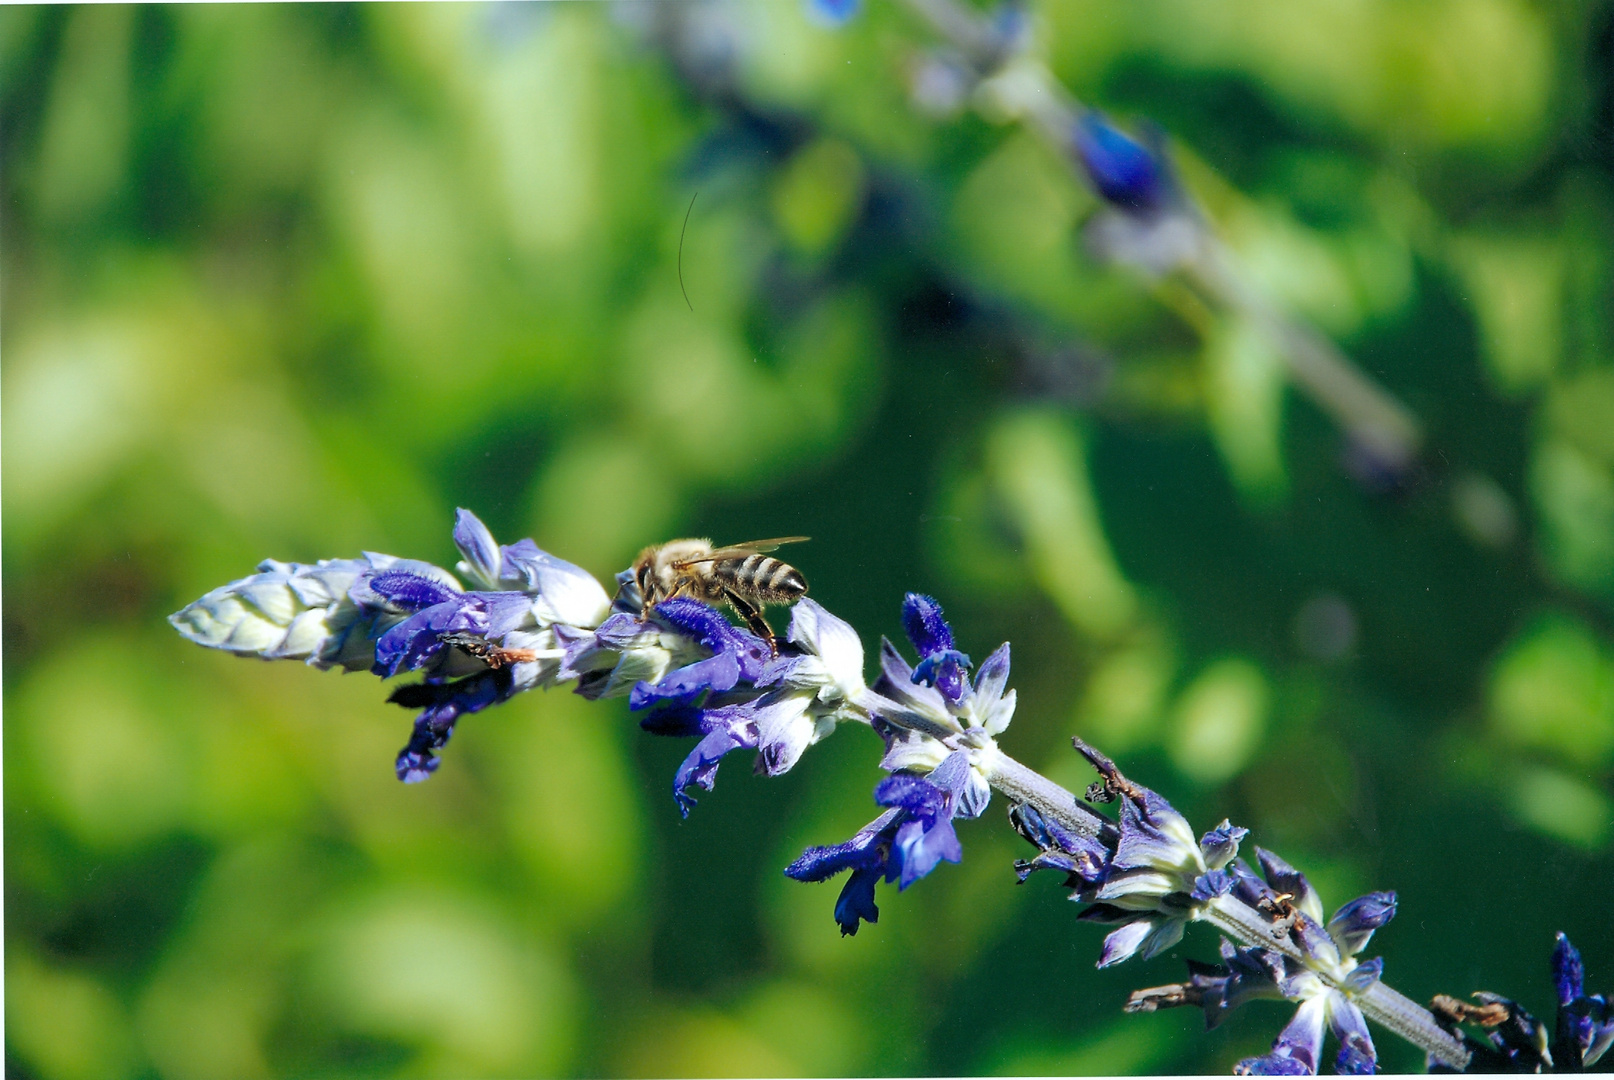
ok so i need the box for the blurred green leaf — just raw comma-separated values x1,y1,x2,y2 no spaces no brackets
1507,764,1613,851
1169,656,1271,785
1450,233,1565,395
985,409,1138,640
1202,317,1288,504
1488,613,1614,768
6,950,140,1080
772,137,866,257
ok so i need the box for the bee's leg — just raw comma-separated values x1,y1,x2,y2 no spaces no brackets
723,589,777,657
654,579,693,609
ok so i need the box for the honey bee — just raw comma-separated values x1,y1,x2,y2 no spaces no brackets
630,536,810,653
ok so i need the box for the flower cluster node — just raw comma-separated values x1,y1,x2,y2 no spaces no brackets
1007,736,1420,1072
786,594,1015,934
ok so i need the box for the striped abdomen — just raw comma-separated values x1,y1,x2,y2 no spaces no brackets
715,554,807,603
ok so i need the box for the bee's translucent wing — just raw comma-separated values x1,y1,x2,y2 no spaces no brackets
675,537,810,565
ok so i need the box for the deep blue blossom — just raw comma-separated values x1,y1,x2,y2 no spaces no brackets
637,598,871,814
388,668,514,782
1072,110,1171,214
372,589,536,678
642,701,762,817
357,566,460,612
901,593,973,703
629,597,771,708
1008,802,1114,886
785,750,974,935
783,807,899,935
874,599,1015,739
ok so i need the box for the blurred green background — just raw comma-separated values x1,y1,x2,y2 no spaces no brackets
4,2,1613,1076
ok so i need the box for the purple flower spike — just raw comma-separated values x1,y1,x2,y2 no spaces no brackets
901,594,973,703
1073,111,1169,215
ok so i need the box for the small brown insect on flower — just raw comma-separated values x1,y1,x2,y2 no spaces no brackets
438,632,538,669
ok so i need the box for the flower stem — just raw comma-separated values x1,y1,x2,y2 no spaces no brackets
983,750,1111,839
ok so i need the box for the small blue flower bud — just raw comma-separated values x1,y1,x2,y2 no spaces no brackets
1344,958,1383,993
1073,111,1169,214
1327,891,1397,958
1191,869,1235,902
1199,819,1250,869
